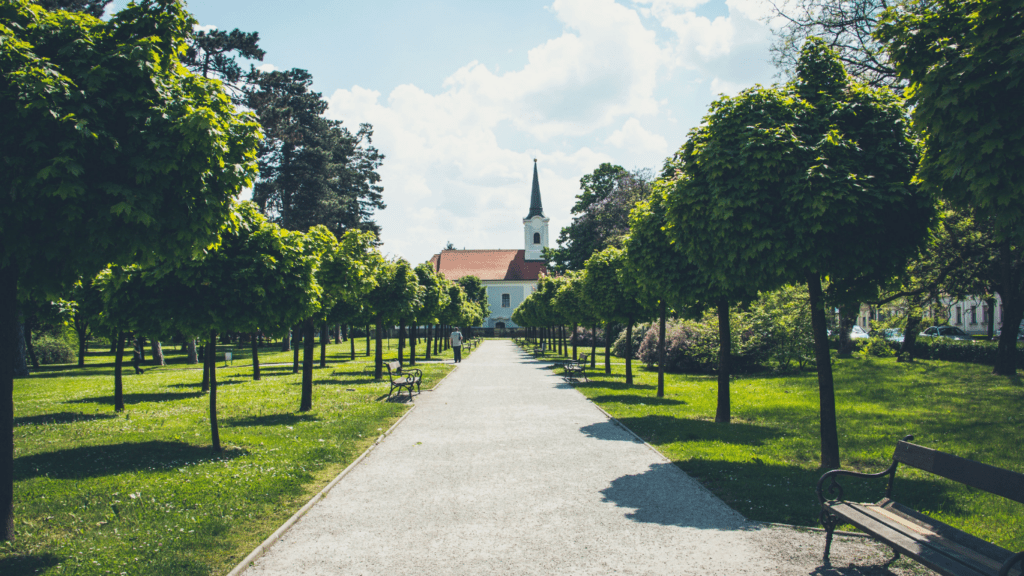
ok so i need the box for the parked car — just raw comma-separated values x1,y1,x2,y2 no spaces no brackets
878,328,904,343
919,326,972,341
994,321,1024,340
850,325,870,339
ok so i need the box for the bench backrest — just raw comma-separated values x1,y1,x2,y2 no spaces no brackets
894,440,1024,504
386,361,401,375
579,353,589,363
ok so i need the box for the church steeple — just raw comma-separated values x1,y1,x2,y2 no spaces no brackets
523,159,549,261
526,158,544,219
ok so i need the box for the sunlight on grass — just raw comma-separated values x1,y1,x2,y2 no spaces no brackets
534,343,1024,551
2,338,456,576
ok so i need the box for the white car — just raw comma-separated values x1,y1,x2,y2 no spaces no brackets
850,325,870,339
919,326,972,341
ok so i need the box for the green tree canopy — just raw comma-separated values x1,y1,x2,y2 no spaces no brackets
663,38,930,467
0,0,261,540
582,247,652,381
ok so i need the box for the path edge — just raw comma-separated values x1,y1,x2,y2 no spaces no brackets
225,365,460,576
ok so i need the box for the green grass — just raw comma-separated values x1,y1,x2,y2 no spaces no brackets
526,342,1024,552
2,337,459,576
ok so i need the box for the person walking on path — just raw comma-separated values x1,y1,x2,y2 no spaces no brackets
449,327,463,363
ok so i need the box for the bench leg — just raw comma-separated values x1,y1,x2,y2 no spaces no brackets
821,511,838,565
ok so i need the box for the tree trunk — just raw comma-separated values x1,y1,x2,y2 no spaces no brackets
208,331,220,452
24,320,37,369
572,322,578,360
715,298,731,424
281,329,291,352
591,325,597,369
658,300,666,399
410,324,417,366
335,323,341,345
187,339,198,365
625,318,635,385
251,332,261,381
75,312,89,367
986,297,996,340
114,331,125,413
900,303,924,362
837,308,856,358
604,321,612,375
300,319,315,412
808,273,841,469
320,322,328,369
398,320,406,364
374,316,384,381
0,265,18,541
365,325,370,356
201,346,210,393
994,242,1022,376
137,335,145,362
150,339,164,366
426,323,433,360
350,325,356,360
292,324,300,374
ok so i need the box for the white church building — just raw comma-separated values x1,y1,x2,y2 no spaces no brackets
429,160,549,329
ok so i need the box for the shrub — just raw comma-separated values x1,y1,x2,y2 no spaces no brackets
634,310,772,374
899,338,1024,365
861,336,895,358
34,334,76,364
612,322,650,359
570,325,608,348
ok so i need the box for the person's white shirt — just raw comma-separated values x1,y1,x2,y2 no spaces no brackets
450,331,463,347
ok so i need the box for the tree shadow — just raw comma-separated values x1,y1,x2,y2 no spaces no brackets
14,441,246,481
589,395,686,406
614,415,784,447
600,462,748,529
21,366,114,379
318,376,380,386
570,378,657,391
15,412,119,427
225,413,320,427
580,420,645,443
66,391,205,406
0,552,63,576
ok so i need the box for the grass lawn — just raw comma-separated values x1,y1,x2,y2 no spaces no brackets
2,337,459,576
528,343,1024,552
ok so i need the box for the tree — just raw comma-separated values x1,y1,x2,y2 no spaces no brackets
34,0,109,17
414,263,451,363
246,69,386,236
183,27,264,101
545,164,653,273
582,247,651,384
552,271,600,361
0,0,260,541
456,275,490,327
766,0,902,88
625,188,706,398
364,260,421,380
664,39,930,467
877,0,1024,374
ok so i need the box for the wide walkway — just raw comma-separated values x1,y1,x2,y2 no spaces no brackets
243,341,904,576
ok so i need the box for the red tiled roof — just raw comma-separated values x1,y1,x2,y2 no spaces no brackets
430,249,546,282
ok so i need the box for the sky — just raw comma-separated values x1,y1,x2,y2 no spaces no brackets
109,0,785,265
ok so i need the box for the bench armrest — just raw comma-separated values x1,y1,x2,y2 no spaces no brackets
816,463,898,506
404,368,422,380
999,551,1024,576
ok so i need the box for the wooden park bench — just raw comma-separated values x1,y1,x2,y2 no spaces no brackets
532,344,546,357
817,435,1024,576
562,353,589,382
384,361,421,401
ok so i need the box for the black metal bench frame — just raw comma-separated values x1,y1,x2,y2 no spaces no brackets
818,435,1024,576
562,353,589,382
384,361,421,401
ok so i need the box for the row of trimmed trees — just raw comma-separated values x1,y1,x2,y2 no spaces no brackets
517,22,1024,473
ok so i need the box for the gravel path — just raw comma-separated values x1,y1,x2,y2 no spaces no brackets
241,340,928,576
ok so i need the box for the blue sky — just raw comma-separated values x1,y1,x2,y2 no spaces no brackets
110,0,784,265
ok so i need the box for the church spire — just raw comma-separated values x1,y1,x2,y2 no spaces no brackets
526,158,544,218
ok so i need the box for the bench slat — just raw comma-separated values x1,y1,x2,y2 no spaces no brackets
894,441,1024,504
882,500,1019,570
830,502,993,576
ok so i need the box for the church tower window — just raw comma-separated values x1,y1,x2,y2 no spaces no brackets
533,233,540,244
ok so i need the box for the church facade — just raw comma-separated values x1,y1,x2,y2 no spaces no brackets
429,160,549,328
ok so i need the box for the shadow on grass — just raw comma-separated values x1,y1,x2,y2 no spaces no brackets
66,391,204,406
14,441,246,481
20,366,114,379
15,412,119,427
616,415,783,446
225,413,320,427
0,553,63,576
568,378,657,391
589,395,686,406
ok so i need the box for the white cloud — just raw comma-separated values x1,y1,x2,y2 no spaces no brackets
193,24,218,33
256,63,280,73
604,118,670,154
